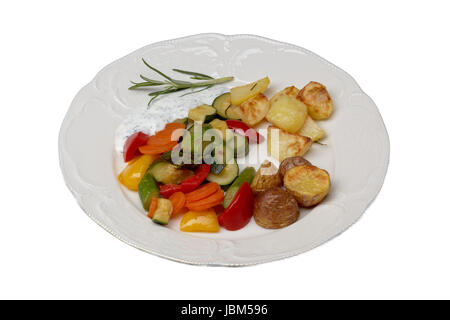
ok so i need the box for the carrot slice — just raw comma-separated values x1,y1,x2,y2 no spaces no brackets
145,123,186,148
147,197,158,219
139,141,178,155
186,189,225,211
169,192,186,215
185,182,220,203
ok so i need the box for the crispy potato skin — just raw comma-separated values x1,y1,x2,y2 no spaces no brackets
239,93,270,126
269,86,300,104
284,165,330,207
298,81,333,120
254,187,300,229
267,126,312,161
251,161,282,194
278,156,311,179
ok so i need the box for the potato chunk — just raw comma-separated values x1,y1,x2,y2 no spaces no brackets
278,156,311,179
269,86,300,104
254,187,300,229
284,165,330,207
298,115,326,141
230,77,270,105
239,93,270,126
267,126,312,161
251,160,282,194
266,95,308,133
298,81,333,120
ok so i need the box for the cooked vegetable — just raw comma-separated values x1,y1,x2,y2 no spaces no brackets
139,122,186,155
183,123,213,163
118,154,156,191
250,161,282,194
149,161,194,185
139,141,178,155
226,120,264,144
123,131,149,162
239,93,270,126
209,119,229,139
129,59,233,106
138,172,160,211
180,164,211,193
146,122,185,146
185,182,220,203
186,189,225,211
298,81,334,120
266,94,308,133
188,105,217,123
230,77,270,105
299,115,326,141
218,182,254,231
225,105,244,120
283,165,330,207
212,92,232,118
278,156,311,179
168,192,186,215
159,184,182,198
207,161,239,186
269,86,300,104
254,187,299,229
227,133,249,158
152,198,173,225
210,163,225,175
148,197,158,218
223,167,255,208
267,126,312,161
180,210,220,233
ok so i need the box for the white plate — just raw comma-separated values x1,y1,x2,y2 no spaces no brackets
59,33,389,266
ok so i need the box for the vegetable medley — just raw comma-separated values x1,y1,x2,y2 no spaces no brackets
119,74,333,232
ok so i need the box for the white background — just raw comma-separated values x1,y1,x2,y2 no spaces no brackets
1,0,449,300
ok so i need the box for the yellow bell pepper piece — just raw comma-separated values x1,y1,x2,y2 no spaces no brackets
180,210,220,233
118,154,155,191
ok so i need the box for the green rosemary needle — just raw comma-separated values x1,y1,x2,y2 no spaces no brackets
129,59,234,106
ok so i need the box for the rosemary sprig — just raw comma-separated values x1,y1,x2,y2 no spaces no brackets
129,59,233,106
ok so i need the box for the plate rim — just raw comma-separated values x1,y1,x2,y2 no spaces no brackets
59,32,390,266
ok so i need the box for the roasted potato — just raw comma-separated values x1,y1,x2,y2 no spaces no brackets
298,81,333,120
266,94,308,133
278,156,311,179
269,86,300,104
267,126,312,161
239,93,270,126
251,160,282,194
284,165,330,207
230,77,270,105
254,187,300,229
298,115,326,142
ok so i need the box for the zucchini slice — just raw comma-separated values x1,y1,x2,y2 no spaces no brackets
188,105,216,123
212,93,231,118
225,105,243,120
149,161,194,185
152,198,173,225
226,134,249,158
207,161,239,186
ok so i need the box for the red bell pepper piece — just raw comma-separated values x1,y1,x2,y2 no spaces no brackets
123,132,149,162
218,182,254,231
180,164,211,193
159,184,182,198
225,120,264,144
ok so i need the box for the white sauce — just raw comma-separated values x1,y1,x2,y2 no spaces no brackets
115,86,228,153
